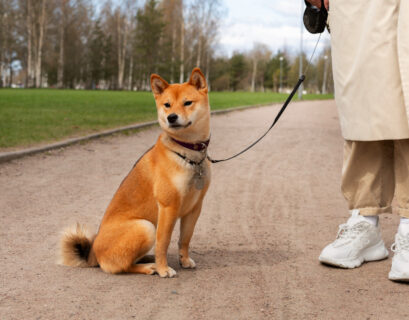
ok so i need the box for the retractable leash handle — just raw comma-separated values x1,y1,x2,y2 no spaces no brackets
303,0,328,34
207,75,306,164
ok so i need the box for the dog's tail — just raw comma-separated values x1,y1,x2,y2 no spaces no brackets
59,223,98,268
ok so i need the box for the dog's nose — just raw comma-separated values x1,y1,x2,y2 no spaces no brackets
167,114,178,124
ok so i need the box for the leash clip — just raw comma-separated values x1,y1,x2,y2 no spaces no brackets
199,143,208,153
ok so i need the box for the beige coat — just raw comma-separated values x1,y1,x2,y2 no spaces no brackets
330,0,409,141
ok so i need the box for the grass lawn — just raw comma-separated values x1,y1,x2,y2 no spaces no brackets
0,89,333,149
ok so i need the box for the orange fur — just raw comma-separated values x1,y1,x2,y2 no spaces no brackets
59,68,211,278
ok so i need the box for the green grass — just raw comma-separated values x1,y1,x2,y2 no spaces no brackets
0,89,333,149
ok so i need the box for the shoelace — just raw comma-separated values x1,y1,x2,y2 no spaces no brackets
391,234,409,253
335,222,368,243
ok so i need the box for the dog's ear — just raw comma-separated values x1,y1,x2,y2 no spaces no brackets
189,68,207,92
151,74,169,96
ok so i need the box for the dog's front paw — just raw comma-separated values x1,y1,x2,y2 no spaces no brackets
179,257,196,269
157,266,177,278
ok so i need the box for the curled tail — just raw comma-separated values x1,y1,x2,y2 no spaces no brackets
59,223,98,267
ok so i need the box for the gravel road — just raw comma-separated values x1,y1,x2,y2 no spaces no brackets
1,100,408,320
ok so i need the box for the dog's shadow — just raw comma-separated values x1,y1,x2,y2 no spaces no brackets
139,246,291,270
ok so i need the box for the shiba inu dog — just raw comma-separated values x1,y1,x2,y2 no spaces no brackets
59,68,211,278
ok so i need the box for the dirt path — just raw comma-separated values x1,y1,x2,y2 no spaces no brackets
1,100,408,320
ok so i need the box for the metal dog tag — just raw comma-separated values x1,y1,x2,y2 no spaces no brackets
194,166,205,190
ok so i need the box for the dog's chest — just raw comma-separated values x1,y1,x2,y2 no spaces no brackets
171,164,209,215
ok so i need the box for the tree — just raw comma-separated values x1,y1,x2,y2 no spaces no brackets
34,0,46,88
0,1,8,87
134,0,165,89
88,19,105,88
230,53,247,91
209,56,230,91
25,0,33,87
264,51,290,92
59,0,93,89
21,0,51,88
249,43,271,92
179,1,185,83
0,0,19,87
0,1,4,87
113,0,136,90
316,46,332,94
187,0,223,86
103,34,115,89
57,0,67,88
189,0,221,68
161,0,183,83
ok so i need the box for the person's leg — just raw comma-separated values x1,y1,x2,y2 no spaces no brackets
394,139,409,220
341,140,395,218
319,140,391,268
389,139,409,281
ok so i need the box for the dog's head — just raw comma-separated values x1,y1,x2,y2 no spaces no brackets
150,68,210,142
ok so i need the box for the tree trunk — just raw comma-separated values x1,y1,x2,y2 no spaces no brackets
273,73,278,92
117,11,128,90
205,48,210,90
322,57,329,94
196,31,202,67
128,9,136,91
179,18,185,83
170,22,176,83
251,59,257,92
8,60,13,87
57,0,65,88
0,10,4,88
26,0,33,88
0,60,3,88
32,13,37,87
128,55,133,90
35,0,46,88
116,12,121,89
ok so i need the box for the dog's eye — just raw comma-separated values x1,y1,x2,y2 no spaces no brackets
164,103,171,108
184,101,193,107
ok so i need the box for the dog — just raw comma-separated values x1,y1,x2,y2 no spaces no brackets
59,68,211,278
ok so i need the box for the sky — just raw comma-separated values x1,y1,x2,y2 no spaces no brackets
218,0,331,57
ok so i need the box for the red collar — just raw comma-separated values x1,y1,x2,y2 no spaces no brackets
171,137,210,152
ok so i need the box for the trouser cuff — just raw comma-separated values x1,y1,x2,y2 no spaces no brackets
351,206,392,216
396,207,409,219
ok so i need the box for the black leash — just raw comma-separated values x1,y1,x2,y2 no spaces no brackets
208,33,323,164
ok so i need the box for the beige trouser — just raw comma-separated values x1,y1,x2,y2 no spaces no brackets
342,140,409,218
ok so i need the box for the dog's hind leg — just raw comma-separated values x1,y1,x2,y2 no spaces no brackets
94,219,156,275
125,263,156,275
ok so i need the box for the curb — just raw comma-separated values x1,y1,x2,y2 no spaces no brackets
0,103,273,164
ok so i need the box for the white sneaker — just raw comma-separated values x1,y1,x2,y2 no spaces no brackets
389,231,409,281
319,211,389,268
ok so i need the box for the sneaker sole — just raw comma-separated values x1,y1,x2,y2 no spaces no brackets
319,240,389,269
388,271,409,282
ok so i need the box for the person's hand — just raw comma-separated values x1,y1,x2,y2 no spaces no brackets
306,0,329,10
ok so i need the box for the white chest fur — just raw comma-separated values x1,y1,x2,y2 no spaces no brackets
170,153,210,216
